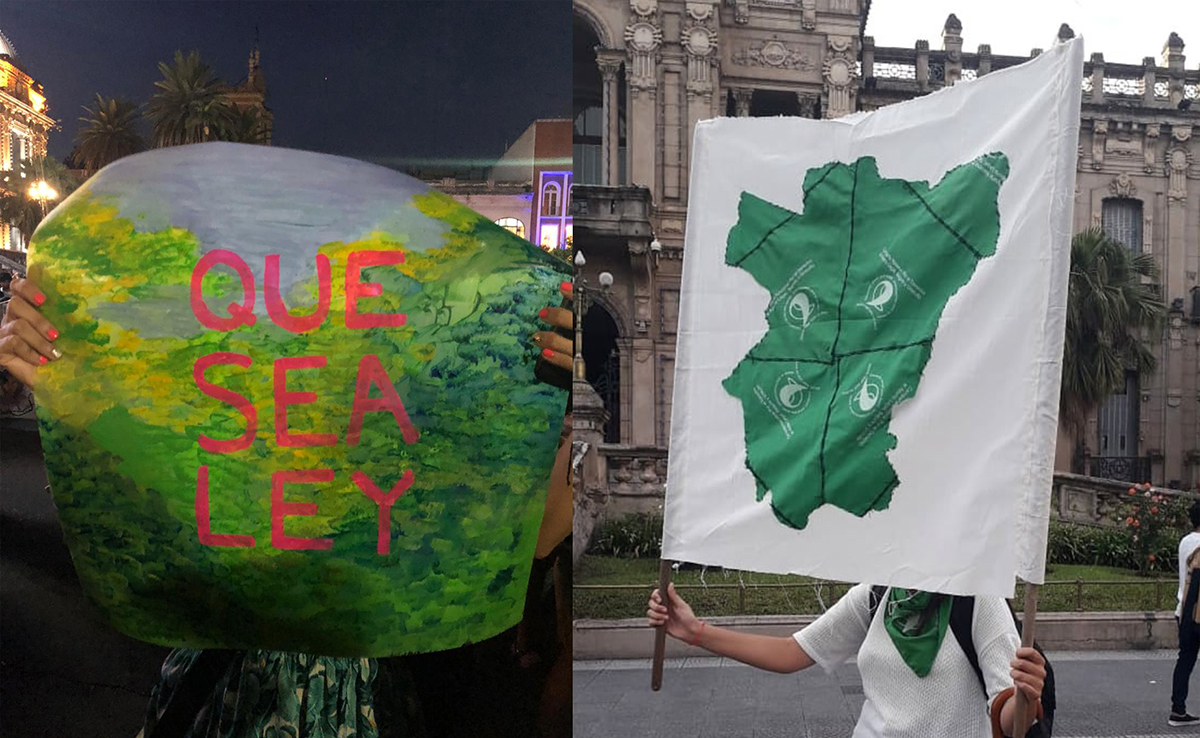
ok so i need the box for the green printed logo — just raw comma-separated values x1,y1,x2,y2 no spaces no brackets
859,275,898,325
721,153,1009,530
776,370,814,414
783,288,821,335
845,365,884,418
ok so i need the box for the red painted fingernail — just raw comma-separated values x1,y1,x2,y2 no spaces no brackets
48,328,59,341
538,308,549,320
34,293,46,306
542,348,554,359
560,281,571,291
39,355,48,365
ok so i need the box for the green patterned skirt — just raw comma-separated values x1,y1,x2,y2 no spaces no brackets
137,649,426,738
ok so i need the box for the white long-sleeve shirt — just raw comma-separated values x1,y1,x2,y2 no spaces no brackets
794,583,1019,738
1177,532,1200,618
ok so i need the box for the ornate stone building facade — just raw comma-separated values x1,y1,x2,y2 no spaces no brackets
572,1,1200,519
0,29,55,254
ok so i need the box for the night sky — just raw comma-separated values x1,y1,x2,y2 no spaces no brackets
3,0,571,168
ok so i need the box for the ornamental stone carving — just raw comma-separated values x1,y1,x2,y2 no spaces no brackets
801,0,817,30
1167,149,1193,202
630,0,657,18
683,3,718,94
626,22,662,53
686,1,713,20
733,38,814,70
1091,120,1107,170
1110,172,1137,198
823,36,858,118
684,25,717,57
1166,125,1193,202
625,6,663,92
731,0,749,24
1144,125,1160,173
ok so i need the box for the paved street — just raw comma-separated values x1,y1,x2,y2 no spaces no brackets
574,651,1196,738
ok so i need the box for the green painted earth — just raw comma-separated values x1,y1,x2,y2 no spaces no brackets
28,144,568,656
723,153,1008,529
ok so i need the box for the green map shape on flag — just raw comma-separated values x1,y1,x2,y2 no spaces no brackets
722,153,1009,530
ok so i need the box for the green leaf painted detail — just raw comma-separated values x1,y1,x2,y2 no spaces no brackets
722,154,1009,530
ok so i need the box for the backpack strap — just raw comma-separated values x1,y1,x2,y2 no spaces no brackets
868,585,888,622
948,595,986,694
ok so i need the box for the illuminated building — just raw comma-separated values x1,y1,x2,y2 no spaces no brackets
222,47,274,145
427,119,572,254
0,30,55,255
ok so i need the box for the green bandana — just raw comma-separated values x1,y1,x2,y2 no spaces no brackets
881,589,952,678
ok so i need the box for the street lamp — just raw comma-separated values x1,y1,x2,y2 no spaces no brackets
573,250,614,381
28,180,59,218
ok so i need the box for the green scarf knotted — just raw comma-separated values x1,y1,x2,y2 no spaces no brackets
881,589,952,678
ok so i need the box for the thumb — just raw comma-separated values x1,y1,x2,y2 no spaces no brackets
667,582,684,607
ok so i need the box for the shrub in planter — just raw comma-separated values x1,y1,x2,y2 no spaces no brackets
588,511,664,559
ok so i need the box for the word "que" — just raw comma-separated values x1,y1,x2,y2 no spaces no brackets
189,249,406,332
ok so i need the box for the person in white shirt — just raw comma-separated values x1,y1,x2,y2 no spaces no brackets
648,582,1045,738
1170,501,1200,726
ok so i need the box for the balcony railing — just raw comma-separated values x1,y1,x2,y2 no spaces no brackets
1088,456,1153,484
863,38,1200,108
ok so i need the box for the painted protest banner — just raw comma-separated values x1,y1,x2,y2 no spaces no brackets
28,142,569,656
664,38,1084,597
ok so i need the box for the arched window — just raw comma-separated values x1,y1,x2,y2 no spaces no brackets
541,182,561,216
494,217,525,238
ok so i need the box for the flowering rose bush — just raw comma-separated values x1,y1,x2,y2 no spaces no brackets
1120,482,1190,575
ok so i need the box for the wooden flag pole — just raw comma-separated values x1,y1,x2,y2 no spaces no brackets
651,559,673,691
1012,582,1041,738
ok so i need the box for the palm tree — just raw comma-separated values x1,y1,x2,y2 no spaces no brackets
226,105,266,144
1059,227,1165,444
75,94,144,173
145,50,237,147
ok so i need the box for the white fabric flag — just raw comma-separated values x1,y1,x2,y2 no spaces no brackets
663,37,1084,597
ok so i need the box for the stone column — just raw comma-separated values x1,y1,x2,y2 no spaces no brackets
861,36,875,78
1163,125,1193,483
915,40,930,92
797,92,819,119
732,87,752,117
598,52,624,187
571,377,611,566
625,3,662,195
977,44,992,76
1142,57,1157,107
627,237,657,446
1163,32,1185,106
942,14,963,87
1090,53,1105,104
683,1,719,202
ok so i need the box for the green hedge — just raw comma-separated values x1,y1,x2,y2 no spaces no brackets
1047,519,1179,574
589,513,1185,574
573,557,1179,620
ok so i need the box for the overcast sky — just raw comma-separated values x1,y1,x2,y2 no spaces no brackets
866,0,1199,65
